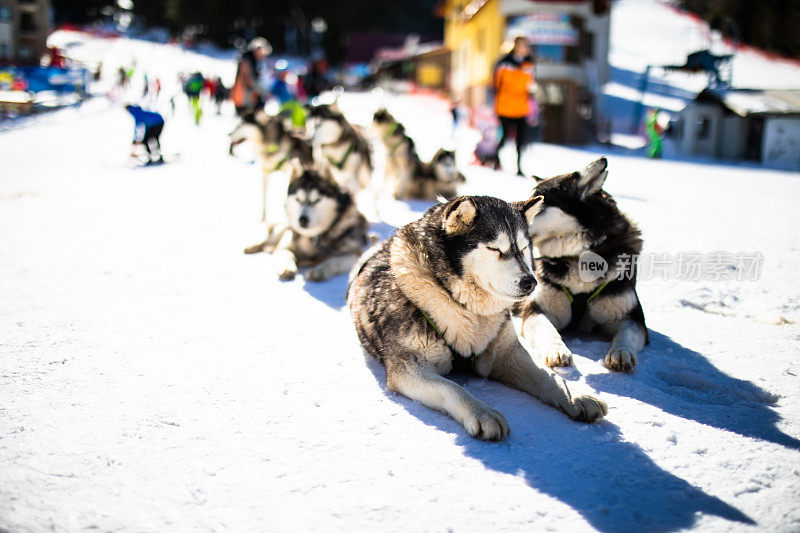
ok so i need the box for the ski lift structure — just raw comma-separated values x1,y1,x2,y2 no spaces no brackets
632,49,733,133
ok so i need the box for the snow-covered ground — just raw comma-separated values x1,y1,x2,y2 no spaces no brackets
2,1,800,531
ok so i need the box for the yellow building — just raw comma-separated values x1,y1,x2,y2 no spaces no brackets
444,0,611,143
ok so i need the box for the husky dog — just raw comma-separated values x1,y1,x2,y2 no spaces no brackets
348,196,607,441
307,104,373,194
372,109,465,200
230,110,314,221
245,160,369,282
398,148,466,201
516,158,648,373
372,109,416,194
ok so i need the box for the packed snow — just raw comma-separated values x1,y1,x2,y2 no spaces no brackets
2,0,800,531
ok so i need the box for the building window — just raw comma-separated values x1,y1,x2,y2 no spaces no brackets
0,43,7,58
20,12,37,32
0,7,11,21
697,117,710,139
580,31,594,59
19,46,32,58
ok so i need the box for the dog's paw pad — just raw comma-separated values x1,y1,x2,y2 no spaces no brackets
605,348,638,373
464,406,510,441
543,346,573,368
569,395,608,423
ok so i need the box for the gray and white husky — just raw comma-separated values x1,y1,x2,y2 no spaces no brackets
306,104,373,195
516,158,648,373
372,109,464,200
229,110,314,222
245,160,369,282
348,195,607,441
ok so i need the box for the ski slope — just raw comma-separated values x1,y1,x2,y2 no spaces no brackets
2,2,800,531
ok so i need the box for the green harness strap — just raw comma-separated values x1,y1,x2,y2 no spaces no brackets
384,122,399,139
419,308,479,367
560,279,612,304
326,140,355,170
272,155,289,172
384,122,405,156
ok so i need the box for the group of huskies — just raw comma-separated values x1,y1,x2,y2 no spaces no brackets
233,102,647,441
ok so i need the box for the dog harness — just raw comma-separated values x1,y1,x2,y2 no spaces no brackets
419,308,480,372
559,279,611,326
326,140,356,170
384,122,406,156
263,143,290,172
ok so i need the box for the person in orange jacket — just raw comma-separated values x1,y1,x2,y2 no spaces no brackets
231,37,272,121
493,36,535,176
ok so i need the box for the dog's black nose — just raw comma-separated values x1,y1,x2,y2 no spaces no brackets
519,275,535,294
298,215,309,228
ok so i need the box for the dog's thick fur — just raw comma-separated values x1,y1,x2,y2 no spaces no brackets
373,109,465,200
229,110,314,222
307,104,372,194
348,196,607,440
245,161,369,282
516,158,648,372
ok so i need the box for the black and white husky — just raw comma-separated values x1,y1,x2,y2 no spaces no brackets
245,160,369,282
229,110,314,222
306,104,373,195
372,109,465,200
516,158,648,373
348,196,607,441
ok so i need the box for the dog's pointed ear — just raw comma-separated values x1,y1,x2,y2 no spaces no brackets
288,157,304,181
531,175,545,183
520,195,544,228
443,197,478,235
577,157,608,197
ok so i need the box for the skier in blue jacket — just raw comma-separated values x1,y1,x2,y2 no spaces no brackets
125,104,165,164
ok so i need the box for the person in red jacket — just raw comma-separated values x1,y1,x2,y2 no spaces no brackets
493,36,535,176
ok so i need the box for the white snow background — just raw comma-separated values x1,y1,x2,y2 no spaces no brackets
1,0,799,531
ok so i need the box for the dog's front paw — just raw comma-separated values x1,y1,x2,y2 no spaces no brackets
306,265,332,282
463,404,510,441
605,348,638,373
543,345,573,368
278,267,297,281
568,395,608,423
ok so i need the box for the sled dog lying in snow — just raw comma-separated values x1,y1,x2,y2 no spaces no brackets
306,104,373,195
516,158,648,373
244,160,369,282
348,196,607,440
372,109,465,200
229,110,314,221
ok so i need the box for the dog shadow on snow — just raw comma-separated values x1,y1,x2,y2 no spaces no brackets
575,329,800,451
364,356,754,532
